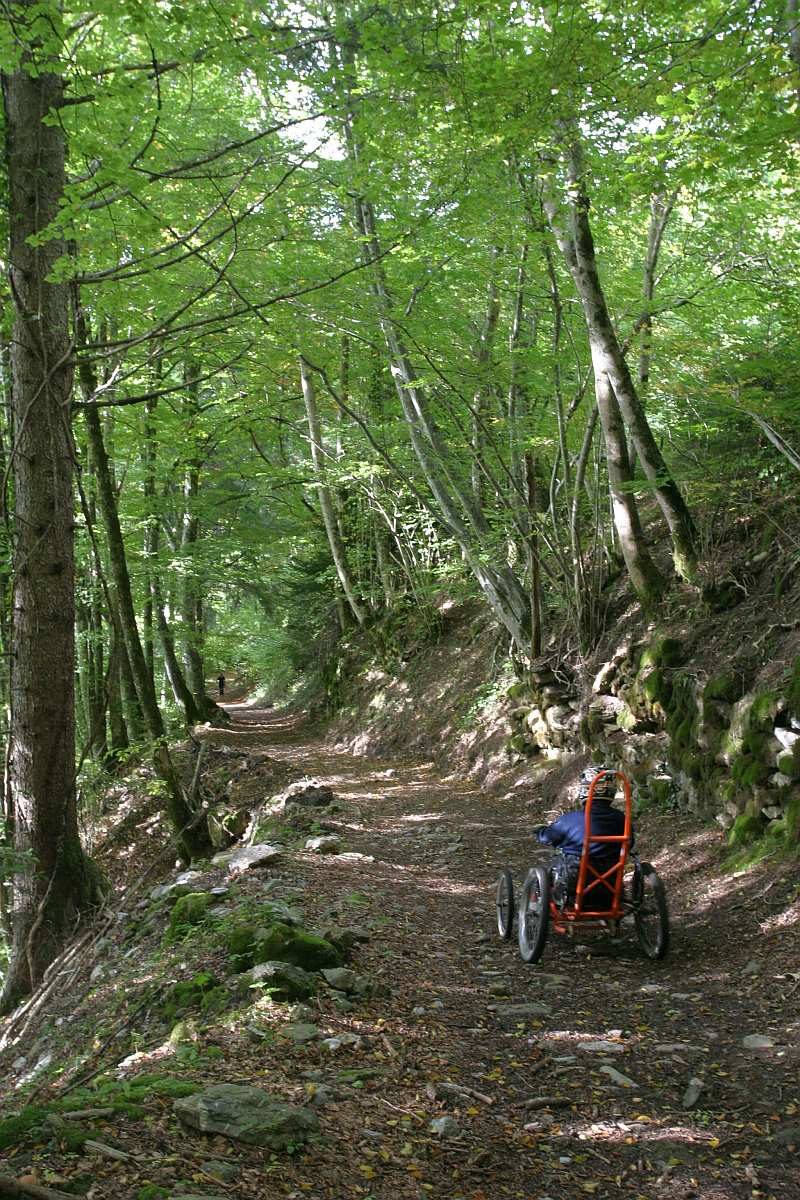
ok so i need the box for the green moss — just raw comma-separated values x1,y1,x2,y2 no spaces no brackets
704,673,743,704
639,636,684,672
0,1106,52,1151
136,1187,169,1200
728,812,764,847
251,922,342,971
786,657,800,717
162,972,222,1022
166,892,212,941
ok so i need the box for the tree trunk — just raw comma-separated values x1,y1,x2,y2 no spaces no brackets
559,137,698,581
79,390,211,860
179,368,220,721
594,373,663,606
471,250,501,505
524,451,543,659
1,32,103,1012
300,356,366,625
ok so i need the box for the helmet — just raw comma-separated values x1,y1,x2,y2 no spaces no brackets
578,765,617,803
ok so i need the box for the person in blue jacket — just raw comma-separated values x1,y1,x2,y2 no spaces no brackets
535,766,632,907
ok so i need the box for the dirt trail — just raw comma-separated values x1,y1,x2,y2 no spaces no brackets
206,705,800,1200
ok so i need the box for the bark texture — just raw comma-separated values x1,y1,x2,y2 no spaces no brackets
1,37,101,1011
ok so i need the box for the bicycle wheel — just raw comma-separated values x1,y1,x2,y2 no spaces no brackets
496,870,515,941
634,863,670,960
517,866,550,964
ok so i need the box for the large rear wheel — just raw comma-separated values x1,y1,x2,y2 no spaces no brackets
496,870,515,941
518,867,550,964
634,863,670,960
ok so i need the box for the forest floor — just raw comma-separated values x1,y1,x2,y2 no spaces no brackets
3,702,800,1200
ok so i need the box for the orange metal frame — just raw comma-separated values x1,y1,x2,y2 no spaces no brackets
550,769,633,933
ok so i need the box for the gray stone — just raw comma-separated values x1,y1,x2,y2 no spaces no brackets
774,727,800,752
599,1066,637,1088
199,1161,239,1183
242,960,316,1002
321,968,359,993
280,782,335,808
307,1084,337,1107
288,1003,315,1023
682,1077,705,1109
321,1033,363,1052
655,1043,695,1053
411,1006,426,1017
494,1002,551,1023
173,1084,319,1149
742,1034,775,1050
577,1040,625,1054
305,835,342,855
279,1023,320,1044
212,843,284,873
332,995,355,1013
429,1116,461,1138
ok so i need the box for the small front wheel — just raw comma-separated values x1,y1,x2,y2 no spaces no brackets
634,863,670,960
518,867,551,964
496,870,515,941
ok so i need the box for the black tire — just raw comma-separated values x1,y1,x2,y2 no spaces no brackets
634,863,670,960
518,866,551,964
496,870,515,941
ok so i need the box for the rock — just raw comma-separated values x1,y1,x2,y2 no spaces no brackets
241,961,317,1002
200,1160,239,1183
742,960,761,976
90,964,106,983
599,1066,637,1087
761,804,784,819
774,727,800,752
279,781,336,808
212,843,284,873
715,811,734,830
307,1083,337,1107
332,995,355,1013
168,892,213,938
279,1023,320,1044
770,773,793,789
230,921,341,973
289,1003,315,1022
321,968,359,993
174,1084,319,1149
429,1116,461,1138
411,1006,426,1017
577,1041,625,1054
682,1077,705,1109
321,1033,364,1052
336,852,374,863
305,835,342,855
487,981,512,997
494,1002,551,1023
654,1043,694,1053
742,1034,775,1050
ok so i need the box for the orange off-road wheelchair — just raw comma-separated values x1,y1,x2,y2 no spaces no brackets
495,769,670,963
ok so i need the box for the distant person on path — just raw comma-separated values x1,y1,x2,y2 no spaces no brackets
217,672,225,697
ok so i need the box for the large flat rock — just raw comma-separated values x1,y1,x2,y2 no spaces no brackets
174,1083,319,1148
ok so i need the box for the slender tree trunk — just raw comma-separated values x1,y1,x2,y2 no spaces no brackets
787,0,800,107
471,250,501,505
107,631,129,759
524,451,543,660
78,362,211,859
179,367,220,721
300,357,366,625
1,30,102,1011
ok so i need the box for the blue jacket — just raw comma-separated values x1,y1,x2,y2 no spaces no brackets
536,803,631,861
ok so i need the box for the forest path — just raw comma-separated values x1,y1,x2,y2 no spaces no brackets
201,703,800,1200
